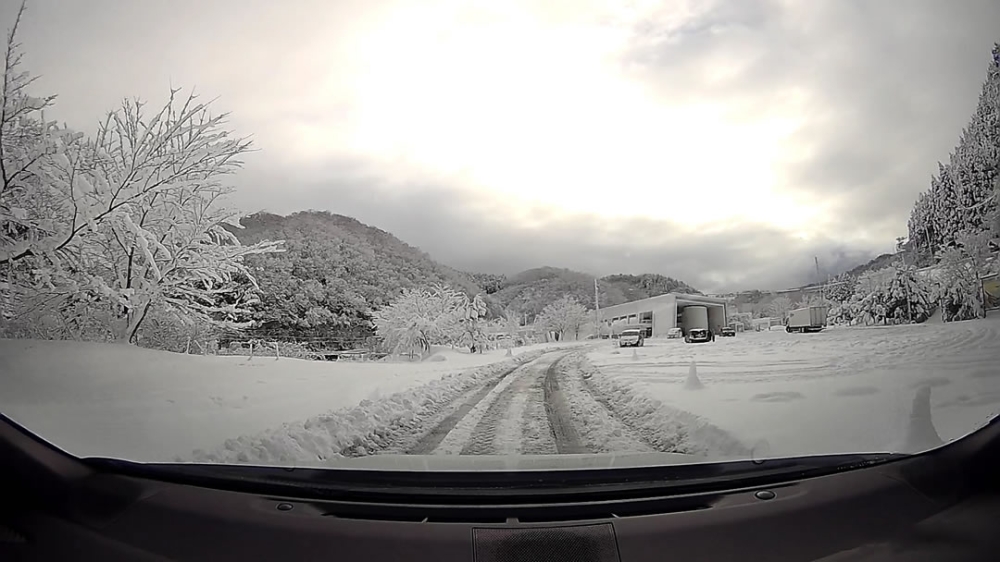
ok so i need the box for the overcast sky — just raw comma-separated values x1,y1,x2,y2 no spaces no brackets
6,0,999,292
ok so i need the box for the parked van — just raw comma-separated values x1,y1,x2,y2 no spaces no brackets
618,328,645,347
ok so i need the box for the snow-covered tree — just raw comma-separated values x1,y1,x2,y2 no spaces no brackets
933,230,995,321
536,295,589,341
825,277,856,304
766,296,793,320
0,6,282,344
372,285,465,357
502,308,522,346
852,266,933,325
455,292,489,352
827,302,855,326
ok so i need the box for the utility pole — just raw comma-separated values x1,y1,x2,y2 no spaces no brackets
897,237,913,323
594,277,601,339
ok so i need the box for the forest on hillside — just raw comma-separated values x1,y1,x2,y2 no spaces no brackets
226,211,486,344
907,46,1000,262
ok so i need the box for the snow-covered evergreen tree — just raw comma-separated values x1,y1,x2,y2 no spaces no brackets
933,230,995,321
850,266,932,325
455,292,489,352
825,276,856,304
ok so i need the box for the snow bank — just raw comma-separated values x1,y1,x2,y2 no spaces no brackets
0,338,551,462
188,350,549,465
575,355,751,459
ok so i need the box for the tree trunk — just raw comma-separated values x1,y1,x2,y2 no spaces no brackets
126,301,153,344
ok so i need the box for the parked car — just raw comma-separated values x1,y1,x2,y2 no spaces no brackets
685,328,714,344
720,326,736,337
666,327,683,339
618,328,645,347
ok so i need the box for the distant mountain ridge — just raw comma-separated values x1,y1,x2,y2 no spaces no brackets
226,210,704,336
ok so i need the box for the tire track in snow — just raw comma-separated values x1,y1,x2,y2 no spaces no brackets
429,355,555,455
401,379,507,455
543,354,589,454
460,353,566,455
461,369,537,455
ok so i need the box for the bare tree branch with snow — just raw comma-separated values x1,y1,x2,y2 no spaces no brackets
0,6,282,344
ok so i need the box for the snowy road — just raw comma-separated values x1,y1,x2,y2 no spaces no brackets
375,351,738,460
395,352,609,456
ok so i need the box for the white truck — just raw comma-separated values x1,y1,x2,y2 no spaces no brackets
785,306,829,333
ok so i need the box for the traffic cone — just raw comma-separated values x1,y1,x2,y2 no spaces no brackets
505,347,513,357
684,360,703,390
903,386,943,453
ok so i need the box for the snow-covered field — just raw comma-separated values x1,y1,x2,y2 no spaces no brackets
0,339,561,461
1,317,997,468
586,316,1000,458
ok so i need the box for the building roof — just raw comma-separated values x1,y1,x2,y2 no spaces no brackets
600,292,727,315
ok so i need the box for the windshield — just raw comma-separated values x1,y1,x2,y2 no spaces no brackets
2,1,1000,479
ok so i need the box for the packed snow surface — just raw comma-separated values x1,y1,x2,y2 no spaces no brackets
587,316,1000,458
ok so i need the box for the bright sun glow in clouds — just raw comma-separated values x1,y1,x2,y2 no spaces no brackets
285,0,825,234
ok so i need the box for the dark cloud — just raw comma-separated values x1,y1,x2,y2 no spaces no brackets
624,0,1000,238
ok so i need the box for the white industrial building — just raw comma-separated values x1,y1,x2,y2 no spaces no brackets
599,293,729,338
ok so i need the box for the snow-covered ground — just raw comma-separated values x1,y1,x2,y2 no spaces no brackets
2,318,997,468
0,339,559,461
586,316,1000,458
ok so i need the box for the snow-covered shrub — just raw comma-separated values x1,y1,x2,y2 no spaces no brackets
827,303,854,326
133,309,219,354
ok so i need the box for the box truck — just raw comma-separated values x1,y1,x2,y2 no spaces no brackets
785,306,829,333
